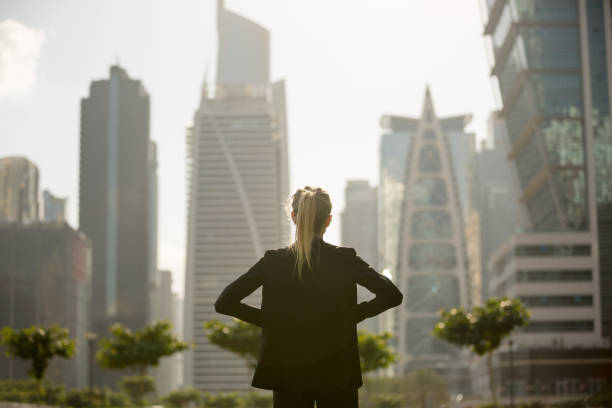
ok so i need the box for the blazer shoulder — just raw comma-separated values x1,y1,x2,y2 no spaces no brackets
322,242,356,258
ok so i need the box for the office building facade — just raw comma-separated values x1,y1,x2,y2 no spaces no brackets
0,157,39,224
183,0,290,391
480,0,612,400
0,223,91,388
341,180,379,333
79,65,158,386
42,190,67,223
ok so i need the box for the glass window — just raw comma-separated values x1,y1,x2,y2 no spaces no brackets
409,244,457,271
520,295,593,307
514,244,591,257
541,119,584,167
405,317,456,355
411,210,453,239
419,145,441,172
493,4,513,52
552,168,588,230
515,133,543,188
522,320,593,333
405,275,460,312
516,269,592,282
511,0,577,22
413,178,448,205
424,129,436,140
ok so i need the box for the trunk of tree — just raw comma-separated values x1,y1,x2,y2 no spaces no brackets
486,352,498,406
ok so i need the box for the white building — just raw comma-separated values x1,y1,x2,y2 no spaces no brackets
395,89,473,394
341,180,379,334
183,0,290,392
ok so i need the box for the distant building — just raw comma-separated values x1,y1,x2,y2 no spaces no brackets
79,65,158,387
395,89,473,395
0,222,91,388
341,180,379,333
480,0,612,401
154,270,179,396
43,190,67,223
183,0,290,392
0,157,39,223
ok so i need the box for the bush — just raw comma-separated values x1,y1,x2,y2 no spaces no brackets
161,387,201,407
551,400,586,408
0,379,64,405
518,402,545,408
373,393,403,408
65,387,108,407
201,392,242,408
120,374,155,405
244,392,273,408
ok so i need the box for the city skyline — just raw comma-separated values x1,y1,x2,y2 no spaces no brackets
0,0,496,296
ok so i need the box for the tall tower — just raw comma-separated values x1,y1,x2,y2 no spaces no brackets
79,65,157,386
183,0,290,391
0,157,39,223
341,180,379,333
396,89,471,393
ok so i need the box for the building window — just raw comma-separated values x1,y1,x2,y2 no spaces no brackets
522,320,594,333
409,243,457,271
424,129,436,140
411,210,453,239
418,145,442,172
405,275,460,312
413,177,448,205
516,269,592,282
520,295,593,307
514,244,591,257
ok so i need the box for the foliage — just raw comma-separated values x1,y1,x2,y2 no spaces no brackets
433,297,529,405
161,387,202,407
404,369,449,408
517,402,545,408
589,381,612,407
205,319,261,369
0,379,64,405
357,330,396,373
373,394,402,408
359,371,448,408
120,375,155,405
97,321,190,374
0,325,75,382
244,391,273,408
205,319,397,375
64,387,108,407
201,392,242,408
432,298,529,356
550,401,586,408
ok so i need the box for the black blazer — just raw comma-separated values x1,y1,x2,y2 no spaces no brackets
214,238,403,390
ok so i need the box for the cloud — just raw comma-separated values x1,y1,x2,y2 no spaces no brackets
0,20,45,98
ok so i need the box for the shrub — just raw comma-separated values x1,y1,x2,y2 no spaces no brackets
244,391,273,408
201,392,242,408
161,387,201,407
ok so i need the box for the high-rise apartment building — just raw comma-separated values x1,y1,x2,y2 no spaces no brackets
79,65,158,386
479,0,612,400
393,90,473,394
42,190,67,223
0,157,39,223
183,0,290,391
0,223,91,388
341,180,379,333
155,270,179,396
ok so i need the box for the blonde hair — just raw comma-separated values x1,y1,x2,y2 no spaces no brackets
290,186,332,280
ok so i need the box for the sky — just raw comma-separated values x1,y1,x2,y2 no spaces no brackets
0,0,497,296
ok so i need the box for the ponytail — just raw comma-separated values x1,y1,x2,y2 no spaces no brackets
290,186,332,280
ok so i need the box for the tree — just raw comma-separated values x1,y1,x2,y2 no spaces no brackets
404,369,449,408
204,319,260,369
96,321,189,403
161,387,202,408
201,392,242,408
0,325,75,383
433,297,529,405
205,320,397,375
120,375,155,405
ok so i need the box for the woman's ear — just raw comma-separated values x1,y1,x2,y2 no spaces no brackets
325,214,332,228
291,211,296,224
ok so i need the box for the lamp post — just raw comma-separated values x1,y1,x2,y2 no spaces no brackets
509,339,514,408
85,332,98,406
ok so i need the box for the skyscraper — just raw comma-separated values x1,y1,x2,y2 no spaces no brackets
0,222,91,388
0,157,39,224
395,89,472,394
479,0,612,400
341,180,379,333
183,0,290,391
42,190,67,223
79,65,157,386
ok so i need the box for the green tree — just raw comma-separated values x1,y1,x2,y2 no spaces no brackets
161,387,202,408
205,320,396,374
120,375,155,405
201,392,242,408
244,392,273,408
357,330,396,373
0,325,75,383
96,321,190,403
433,297,529,405
405,369,449,408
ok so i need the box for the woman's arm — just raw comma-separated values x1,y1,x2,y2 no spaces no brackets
214,254,266,327
345,248,403,323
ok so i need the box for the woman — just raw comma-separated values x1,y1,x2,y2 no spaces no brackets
215,186,403,407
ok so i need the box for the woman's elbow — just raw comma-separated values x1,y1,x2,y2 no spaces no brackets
214,298,230,315
390,290,403,307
